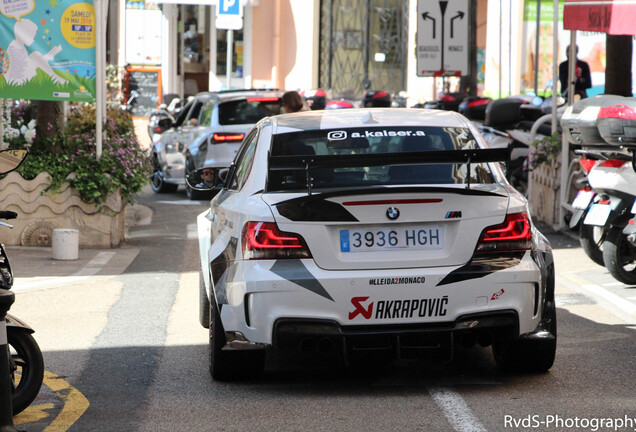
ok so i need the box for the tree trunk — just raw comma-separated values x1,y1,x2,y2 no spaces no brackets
34,101,63,152
605,35,632,96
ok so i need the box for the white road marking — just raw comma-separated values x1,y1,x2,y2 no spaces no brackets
187,223,198,239
157,200,207,206
428,387,487,432
13,252,116,292
602,282,626,287
581,284,636,317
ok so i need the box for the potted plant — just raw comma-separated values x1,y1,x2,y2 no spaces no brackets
0,100,152,247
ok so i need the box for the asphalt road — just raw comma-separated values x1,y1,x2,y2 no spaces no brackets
7,186,636,432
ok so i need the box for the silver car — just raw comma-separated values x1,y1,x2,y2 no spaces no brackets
150,89,285,199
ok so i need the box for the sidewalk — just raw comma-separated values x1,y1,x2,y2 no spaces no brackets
6,203,152,285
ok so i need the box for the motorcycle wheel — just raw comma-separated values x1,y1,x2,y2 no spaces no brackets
8,329,44,415
602,226,636,285
579,223,605,266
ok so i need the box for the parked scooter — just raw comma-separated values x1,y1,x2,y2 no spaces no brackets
0,149,45,415
562,96,636,283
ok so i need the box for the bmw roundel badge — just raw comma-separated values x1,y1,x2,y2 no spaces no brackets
386,206,400,220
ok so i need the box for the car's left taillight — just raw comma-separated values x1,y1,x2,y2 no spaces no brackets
242,221,312,260
475,212,532,253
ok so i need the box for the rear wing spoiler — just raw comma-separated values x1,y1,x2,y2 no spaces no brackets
268,147,511,195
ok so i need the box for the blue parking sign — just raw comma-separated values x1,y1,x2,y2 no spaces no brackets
216,0,243,29
219,0,240,16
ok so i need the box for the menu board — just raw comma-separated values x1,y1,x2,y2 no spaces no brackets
125,67,162,118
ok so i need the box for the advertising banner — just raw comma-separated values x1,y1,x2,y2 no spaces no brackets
0,0,96,101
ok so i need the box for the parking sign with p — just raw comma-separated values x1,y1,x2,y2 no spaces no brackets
216,0,243,30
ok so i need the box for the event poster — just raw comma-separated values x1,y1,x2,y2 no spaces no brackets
0,0,96,101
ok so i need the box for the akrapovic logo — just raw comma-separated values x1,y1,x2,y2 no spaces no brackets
327,131,347,140
349,296,448,320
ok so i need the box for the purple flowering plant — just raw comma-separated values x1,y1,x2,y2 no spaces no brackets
14,103,152,206
524,131,562,172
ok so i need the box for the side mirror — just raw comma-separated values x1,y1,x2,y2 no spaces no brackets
0,149,28,175
186,167,224,191
157,117,173,129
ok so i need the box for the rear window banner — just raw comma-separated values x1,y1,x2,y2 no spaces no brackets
0,0,96,101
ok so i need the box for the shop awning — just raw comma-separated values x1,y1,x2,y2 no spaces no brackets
563,0,636,35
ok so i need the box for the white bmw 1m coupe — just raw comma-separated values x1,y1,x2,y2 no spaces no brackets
190,108,556,381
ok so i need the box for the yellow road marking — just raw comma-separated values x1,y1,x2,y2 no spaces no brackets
14,370,90,432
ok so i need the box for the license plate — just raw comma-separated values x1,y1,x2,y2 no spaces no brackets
584,203,611,226
340,225,445,252
572,190,595,210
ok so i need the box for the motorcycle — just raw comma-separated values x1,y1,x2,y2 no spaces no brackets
0,149,45,415
562,96,636,283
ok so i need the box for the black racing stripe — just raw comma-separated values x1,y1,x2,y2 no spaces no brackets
269,260,334,302
210,237,238,304
275,195,358,222
437,252,526,286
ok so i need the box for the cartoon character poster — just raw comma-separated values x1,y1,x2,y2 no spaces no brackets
0,0,96,101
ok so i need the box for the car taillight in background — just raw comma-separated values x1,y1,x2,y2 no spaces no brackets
211,133,245,144
242,221,312,260
246,97,281,103
475,212,532,253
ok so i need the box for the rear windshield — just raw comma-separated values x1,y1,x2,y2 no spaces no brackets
268,126,495,191
219,98,282,125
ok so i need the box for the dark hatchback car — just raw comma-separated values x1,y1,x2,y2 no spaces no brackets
150,89,285,199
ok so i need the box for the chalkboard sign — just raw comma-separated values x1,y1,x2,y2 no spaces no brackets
125,68,162,119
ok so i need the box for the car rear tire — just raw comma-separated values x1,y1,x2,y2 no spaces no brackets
579,223,605,266
150,171,178,194
602,226,636,285
199,271,210,329
209,302,265,381
493,303,556,373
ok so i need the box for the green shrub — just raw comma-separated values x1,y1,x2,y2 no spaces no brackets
7,102,151,206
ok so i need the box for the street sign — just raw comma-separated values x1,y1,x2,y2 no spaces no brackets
216,0,243,30
417,0,469,77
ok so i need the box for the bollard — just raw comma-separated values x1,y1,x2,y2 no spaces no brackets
0,290,20,432
52,229,79,261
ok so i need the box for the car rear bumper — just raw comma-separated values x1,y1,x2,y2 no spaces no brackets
214,251,548,351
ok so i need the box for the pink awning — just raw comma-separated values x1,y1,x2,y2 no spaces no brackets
564,0,636,35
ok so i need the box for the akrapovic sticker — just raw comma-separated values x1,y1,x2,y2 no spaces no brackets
349,295,448,320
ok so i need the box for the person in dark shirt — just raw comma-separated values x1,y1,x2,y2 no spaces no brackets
559,45,592,98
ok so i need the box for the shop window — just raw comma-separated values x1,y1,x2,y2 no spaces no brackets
216,29,244,77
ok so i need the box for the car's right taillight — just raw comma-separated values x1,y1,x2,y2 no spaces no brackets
242,221,312,260
475,212,532,254
211,133,245,144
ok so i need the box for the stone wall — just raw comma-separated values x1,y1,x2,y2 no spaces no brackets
529,161,561,227
0,172,125,248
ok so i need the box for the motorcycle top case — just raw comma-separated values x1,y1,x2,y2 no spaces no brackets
560,95,624,147
596,97,636,148
459,97,492,121
484,97,524,127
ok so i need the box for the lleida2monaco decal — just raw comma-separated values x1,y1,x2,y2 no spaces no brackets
349,295,448,320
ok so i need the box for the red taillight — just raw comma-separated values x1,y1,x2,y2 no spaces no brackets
598,159,627,169
440,94,456,102
153,127,163,132
242,222,312,260
598,104,636,120
476,212,532,253
246,97,280,103
578,158,597,174
212,133,245,143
